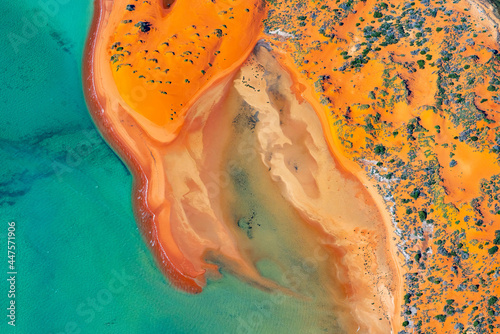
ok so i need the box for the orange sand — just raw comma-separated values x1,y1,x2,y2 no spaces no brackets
107,0,266,142
85,0,400,331
263,0,500,330
85,0,500,332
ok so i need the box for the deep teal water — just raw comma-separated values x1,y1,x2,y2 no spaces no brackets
0,1,320,333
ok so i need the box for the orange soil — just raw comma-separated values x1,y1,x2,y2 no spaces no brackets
85,0,500,332
84,0,205,293
261,0,500,331
233,47,398,332
107,0,266,142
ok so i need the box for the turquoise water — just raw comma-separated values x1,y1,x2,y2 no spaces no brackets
0,1,322,333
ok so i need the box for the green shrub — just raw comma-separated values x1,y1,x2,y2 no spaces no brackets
489,246,499,255
134,21,151,33
434,314,446,322
374,144,386,155
493,230,500,245
418,210,427,221
410,188,420,199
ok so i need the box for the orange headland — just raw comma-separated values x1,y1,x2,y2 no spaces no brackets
107,0,266,141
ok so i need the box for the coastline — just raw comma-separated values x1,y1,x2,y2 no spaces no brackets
83,0,404,329
81,0,500,331
268,49,405,334
83,0,272,294
82,0,204,293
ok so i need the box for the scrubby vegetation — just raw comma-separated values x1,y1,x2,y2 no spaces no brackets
263,0,500,332
107,0,500,331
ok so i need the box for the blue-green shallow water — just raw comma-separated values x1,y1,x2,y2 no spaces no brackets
0,1,324,333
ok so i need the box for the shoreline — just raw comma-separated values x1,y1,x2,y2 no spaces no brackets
268,49,405,334
82,0,203,293
81,0,500,331
83,0,404,329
